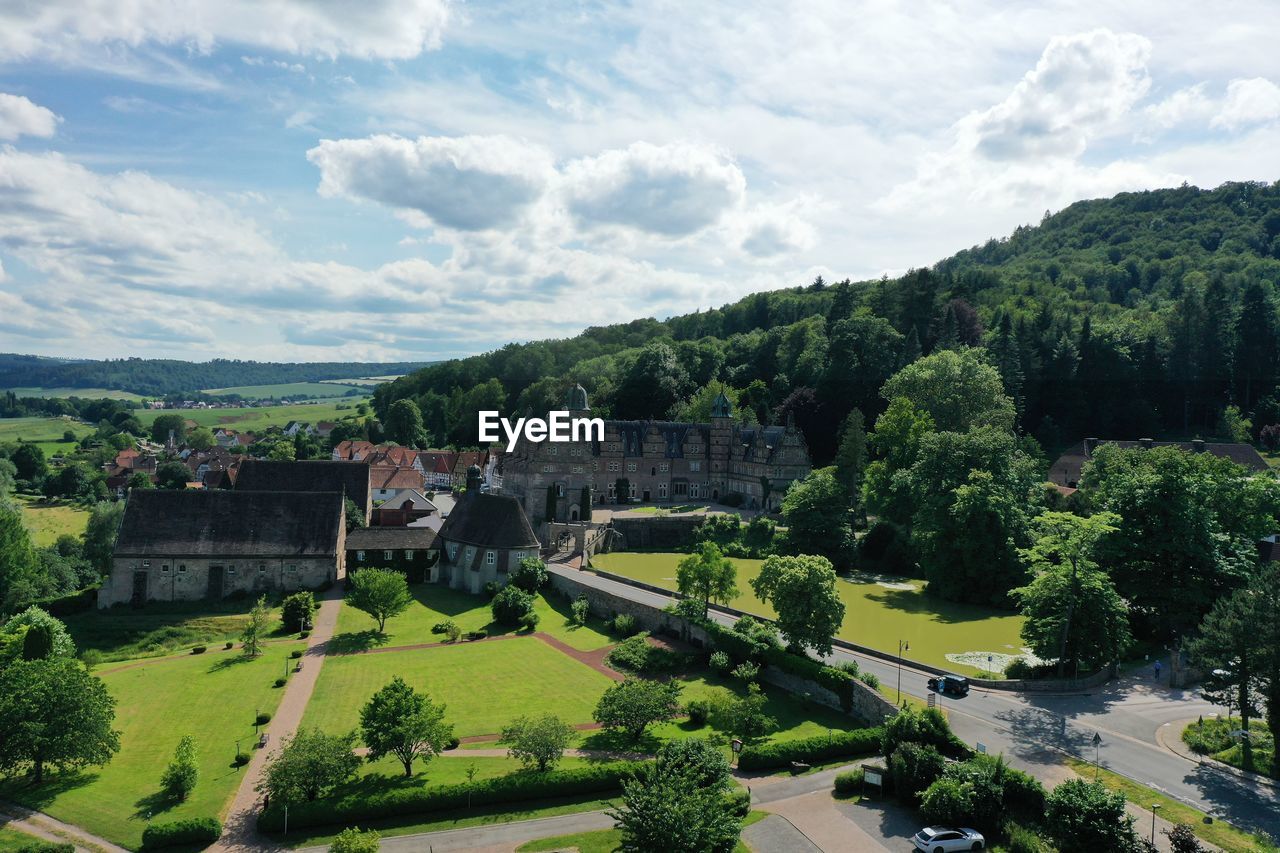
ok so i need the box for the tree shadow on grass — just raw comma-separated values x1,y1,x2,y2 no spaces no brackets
0,770,99,812
133,788,181,821
207,652,258,672
865,586,1011,625
579,729,662,758
327,630,389,654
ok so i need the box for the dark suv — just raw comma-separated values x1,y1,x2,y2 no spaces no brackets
926,675,971,697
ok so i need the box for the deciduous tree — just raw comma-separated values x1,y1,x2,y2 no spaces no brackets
499,714,574,772
257,728,360,803
360,677,453,777
750,554,845,656
676,542,737,617
593,678,681,742
609,738,740,853
347,568,411,633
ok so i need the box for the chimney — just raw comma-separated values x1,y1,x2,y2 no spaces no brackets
1139,437,1154,449
1191,439,1206,453
466,463,482,493
1084,437,1099,455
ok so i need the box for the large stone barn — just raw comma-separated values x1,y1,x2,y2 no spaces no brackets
99,489,345,608
433,466,540,595
235,459,373,522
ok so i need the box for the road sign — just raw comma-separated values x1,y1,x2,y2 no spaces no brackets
927,692,936,708
976,742,987,754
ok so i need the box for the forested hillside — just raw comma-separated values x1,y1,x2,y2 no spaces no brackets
377,180,1280,461
0,356,434,397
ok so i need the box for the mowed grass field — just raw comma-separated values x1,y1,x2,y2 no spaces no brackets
135,400,363,433
591,552,1025,676
17,495,90,546
0,645,301,850
333,585,614,652
3,387,146,402
62,598,285,662
0,416,93,457
303,638,615,739
200,381,367,399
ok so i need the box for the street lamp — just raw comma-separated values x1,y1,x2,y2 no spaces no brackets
1092,732,1102,779
897,640,910,704
1150,804,1161,845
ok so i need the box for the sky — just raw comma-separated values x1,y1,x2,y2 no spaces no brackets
0,1,1278,363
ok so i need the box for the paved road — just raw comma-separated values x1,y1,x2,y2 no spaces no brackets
551,563,1280,837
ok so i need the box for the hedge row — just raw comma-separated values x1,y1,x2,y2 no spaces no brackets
737,727,883,770
140,817,222,850
258,762,645,832
9,843,73,853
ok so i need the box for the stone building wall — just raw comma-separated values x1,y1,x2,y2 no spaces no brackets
99,553,339,608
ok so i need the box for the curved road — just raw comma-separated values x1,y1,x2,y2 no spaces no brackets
551,563,1280,837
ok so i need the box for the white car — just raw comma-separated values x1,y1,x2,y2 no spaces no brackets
911,825,985,852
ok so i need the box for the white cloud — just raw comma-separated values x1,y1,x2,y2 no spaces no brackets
562,141,745,237
0,0,449,65
0,93,60,140
1140,83,1213,138
307,134,556,232
1211,77,1280,131
734,202,817,258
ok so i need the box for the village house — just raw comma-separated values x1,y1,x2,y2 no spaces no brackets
1049,437,1271,489
432,466,540,595
346,527,438,583
371,465,427,502
236,459,373,521
99,489,345,608
373,488,439,527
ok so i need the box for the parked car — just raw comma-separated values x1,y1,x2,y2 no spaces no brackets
926,674,970,696
911,825,985,851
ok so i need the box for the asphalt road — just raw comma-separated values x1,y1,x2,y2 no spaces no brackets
552,563,1280,837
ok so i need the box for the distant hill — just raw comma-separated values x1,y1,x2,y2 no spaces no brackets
0,355,437,397
375,180,1280,460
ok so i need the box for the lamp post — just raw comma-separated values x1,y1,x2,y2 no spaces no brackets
1150,804,1161,844
1092,732,1102,779
897,640,909,704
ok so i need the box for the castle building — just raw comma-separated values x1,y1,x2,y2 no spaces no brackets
499,385,812,525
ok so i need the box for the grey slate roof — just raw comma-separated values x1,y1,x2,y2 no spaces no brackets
236,459,371,509
436,492,539,550
1050,439,1270,487
346,526,437,550
115,489,342,557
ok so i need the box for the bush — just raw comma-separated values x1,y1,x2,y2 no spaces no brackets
331,827,381,853
257,762,645,832
281,590,317,632
833,767,863,797
920,776,974,826
519,611,540,632
612,613,638,637
724,786,751,817
1005,657,1056,680
859,671,880,690
483,580,502,599
190,646,206,655
491,585,535,626
9,843,73,853
888,742,947,805
882,706,971,760
737,728,882,770
606,635,687,675
731,661,760,683
510,557,549,592
141,817,222,850
274,677,287,688
290,649,303,659
1005,821,1049,853
256,712,272,725
571,597,590,625
299,631,310,640
224,641,234,649
1002,766,1047,820
837,659,860,677
709,650,731,672
465,630,487,641
446,736,460,750
686,699,710,727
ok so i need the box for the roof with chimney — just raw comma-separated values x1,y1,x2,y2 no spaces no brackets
115,489,343,557
435,492,539,550
1049,438,1270,487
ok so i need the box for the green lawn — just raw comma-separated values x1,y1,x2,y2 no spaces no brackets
62,598,286,662
135,401,365,433
200,381,367,400
0,416,94,458
303,637,616,739
0,828,69,852
591,552,1025,676
17,496,90,547
333,585,614,652
0,645,301,850
3,387,146,401
517,810,767,853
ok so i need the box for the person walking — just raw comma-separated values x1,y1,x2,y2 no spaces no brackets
1154,659,1162,682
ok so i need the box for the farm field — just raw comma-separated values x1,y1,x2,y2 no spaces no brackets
333,584,614,652
591,552,1026,676
200,381,367,399
321,375,402,386
17,495,90,546
3,386,146,401
0,416,93,457
302,637,615,739
135,400,363,433
0,644,301,850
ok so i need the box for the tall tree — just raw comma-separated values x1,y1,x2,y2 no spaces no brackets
0,657,120,783
832,409,867,506
240,595,270,657
360,677,454,777
257,728,360,803
880,348,1016,433
1235,282,1277,411
161,735,199,801
676,542,738,617
609,738,740,853
385,399,428,447
347,568,412,632
593,679,682,742
750,555,845,656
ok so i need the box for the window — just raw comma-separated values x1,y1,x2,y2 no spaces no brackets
572,465,584,474
287,564,297,573
383,550,393,561
448,543,459,561
405,550,414,559
608,461,621,472
690,461,701,472
660,462,669,472
628,483,637,499
161,564,170,573
486,551,496,565
542,464,554,473
549,446,557,456
228,566,236,575
259,564,266,574
690,484,700,498
357,550,366,562
142,560,151,568
178,564,187,573
659,483,668,499
514,551,525,561
627,462,637,473
607,483,616,498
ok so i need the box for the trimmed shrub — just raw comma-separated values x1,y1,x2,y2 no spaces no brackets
256,712,272,725
724,787,751,817
190,646,206,655
430,621,452,634
274,677,287,688
709,650,731,672
299,631,310,640
9,843,74,853
465,630,486,641
833,767,863,797
686,699,710,727
612,613,638,637
290,649,303,659
491,585,534,626
281,590,317,632
446,737,460,750
257,762,645,832
234,752,250,766
606,635,687,675
224,641,234,649
141,817,221,850
737,728,882,770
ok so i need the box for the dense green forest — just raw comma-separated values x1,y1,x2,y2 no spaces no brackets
376,181,1280,461
0,355,435,397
